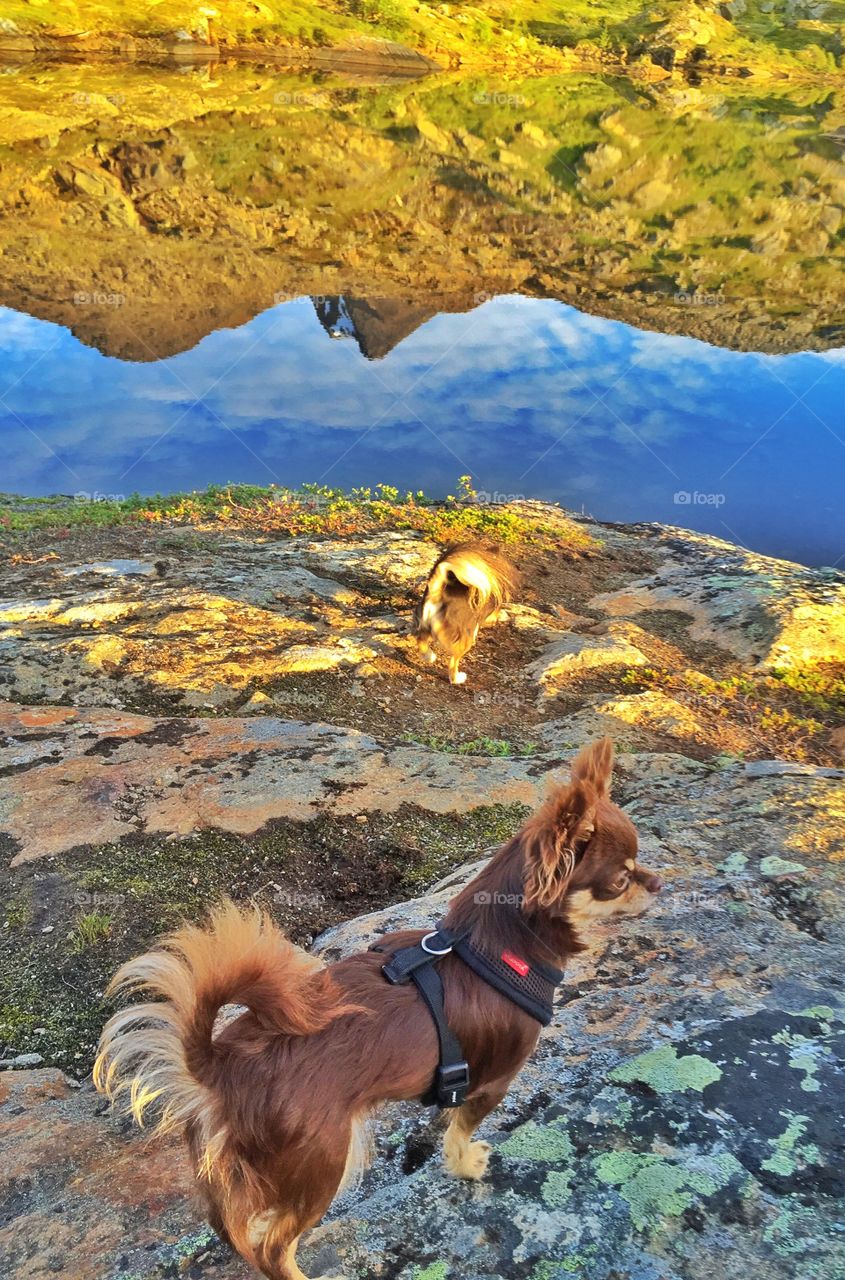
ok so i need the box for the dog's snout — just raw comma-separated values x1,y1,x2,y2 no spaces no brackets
639,869,662,894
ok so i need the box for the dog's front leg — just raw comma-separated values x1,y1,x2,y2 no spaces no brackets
447,656,467,685
442,1082,511,1180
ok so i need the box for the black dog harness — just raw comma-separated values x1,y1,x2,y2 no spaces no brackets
371,922,563,1109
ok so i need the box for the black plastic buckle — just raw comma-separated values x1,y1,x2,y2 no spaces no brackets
382,956,411,985
381,930,455,986
436,1061,470,1108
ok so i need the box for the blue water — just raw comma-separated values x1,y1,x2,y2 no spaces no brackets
2,295,844,567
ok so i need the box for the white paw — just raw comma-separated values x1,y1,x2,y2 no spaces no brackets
426,649,437,665
451,671,467,685
446,1139,491,1180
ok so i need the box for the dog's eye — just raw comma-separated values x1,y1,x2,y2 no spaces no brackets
612,873,631,894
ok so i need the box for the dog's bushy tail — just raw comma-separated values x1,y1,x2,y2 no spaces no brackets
94,900,353,1179
428,543,519,613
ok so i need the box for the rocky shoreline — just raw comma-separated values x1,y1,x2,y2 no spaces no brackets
1,1,843,84
1,502,843,1278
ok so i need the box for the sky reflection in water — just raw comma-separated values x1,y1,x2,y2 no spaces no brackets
2,295,844,567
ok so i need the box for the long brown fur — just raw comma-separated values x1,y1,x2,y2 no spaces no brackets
95,739,661,1280
411,542,519,685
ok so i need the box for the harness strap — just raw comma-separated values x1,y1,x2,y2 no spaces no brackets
374,925,471,1108
372,921,563,1109
407,962,470,1108
452,937,562,1027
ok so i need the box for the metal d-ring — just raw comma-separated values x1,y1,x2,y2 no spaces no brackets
421,931,453,956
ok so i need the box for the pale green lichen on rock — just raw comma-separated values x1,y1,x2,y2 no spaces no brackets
763,1199,832,1263
760,855,807,876
593,1149,745,1232
530,1264,563,1280
412,1263,449,1280
773,1030,825,1092
499,1119,574,1163
789,1049,821,1093
541,1170,573,1208
613,1096,633,1125
798,1004,840,1022
760,1112,823,1176
608,1043,722,1094
172,1225,216,1257
530,1249,598,1278
719,851,749,875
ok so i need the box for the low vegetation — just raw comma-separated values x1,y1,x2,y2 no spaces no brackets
620,664,842,762
0,479,596,554
0,804,529,1069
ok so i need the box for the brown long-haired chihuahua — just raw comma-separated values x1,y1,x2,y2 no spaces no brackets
411,542,519,685
95,739,661,1280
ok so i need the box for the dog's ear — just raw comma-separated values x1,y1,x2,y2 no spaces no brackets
569,736,614,799
521,780,597,911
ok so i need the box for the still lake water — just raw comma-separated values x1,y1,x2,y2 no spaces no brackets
4,297,845,567
1,65,844,566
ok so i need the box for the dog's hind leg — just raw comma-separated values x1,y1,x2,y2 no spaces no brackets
241,1127,357,1280
447,627,478,686
442,1080,512,1180
249,1214,348,1280
281,1237,345,1280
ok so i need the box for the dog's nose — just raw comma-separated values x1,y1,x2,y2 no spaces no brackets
642,871,662,894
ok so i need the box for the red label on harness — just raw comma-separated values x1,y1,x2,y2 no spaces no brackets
502,950,530,977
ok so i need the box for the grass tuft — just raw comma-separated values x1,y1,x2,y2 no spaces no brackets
69,911,113,952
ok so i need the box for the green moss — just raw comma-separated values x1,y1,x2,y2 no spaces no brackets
3,897,32,930
69,911,113,951
609,1044,722,1095
394,803,529,890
